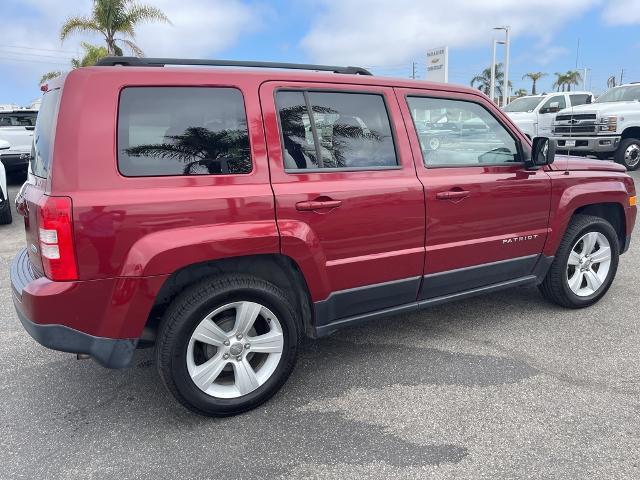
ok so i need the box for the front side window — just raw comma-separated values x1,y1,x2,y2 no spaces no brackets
276,90,397,170
540,95,566,113
407,96,519,166
117,87,251,177
0,112,37,127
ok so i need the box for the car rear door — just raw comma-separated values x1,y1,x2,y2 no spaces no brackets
396,87,551,300
260,81,425,324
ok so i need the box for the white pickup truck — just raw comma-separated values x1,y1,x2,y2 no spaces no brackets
551,83,640,170
504,91,594,139
0,109,37,177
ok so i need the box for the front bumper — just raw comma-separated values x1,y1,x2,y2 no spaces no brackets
10,248,139,369
0,153,30,172
552,135,621,153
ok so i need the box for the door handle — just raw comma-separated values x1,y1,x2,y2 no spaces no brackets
436,190,470,200
296,199,342,211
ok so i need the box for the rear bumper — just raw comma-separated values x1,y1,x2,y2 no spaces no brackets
552,135,621,153
0,153,30,172
14,307,137,368
10,248,167,368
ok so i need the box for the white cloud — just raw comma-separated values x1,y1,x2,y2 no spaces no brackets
301,0,601,67
601,0,640,25
134,0,260,57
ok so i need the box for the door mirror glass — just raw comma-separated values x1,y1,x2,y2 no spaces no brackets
530,137,555,167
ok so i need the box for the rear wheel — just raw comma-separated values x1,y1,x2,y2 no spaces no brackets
539,214,619,308
615,138,640,171
156,275,300,416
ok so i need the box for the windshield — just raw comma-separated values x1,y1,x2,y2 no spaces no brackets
503,96,544,112
0,111,37,127
595,85,640,103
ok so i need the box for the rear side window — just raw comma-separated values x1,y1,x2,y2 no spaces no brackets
569,94,591,106
31,89,60,178
117,87,251,176
276,90,397,170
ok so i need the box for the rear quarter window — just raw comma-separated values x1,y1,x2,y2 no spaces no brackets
117,87,251,177
31,90,60,178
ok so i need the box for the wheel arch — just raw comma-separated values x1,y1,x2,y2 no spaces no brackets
620,126,640,141
573,202,626,249
142,254,315,343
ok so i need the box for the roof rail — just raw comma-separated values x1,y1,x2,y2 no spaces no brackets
94,57,373,75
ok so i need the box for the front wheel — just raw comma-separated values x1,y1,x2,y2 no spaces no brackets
156,275,300,416
615,138,640,171
539,214,619,308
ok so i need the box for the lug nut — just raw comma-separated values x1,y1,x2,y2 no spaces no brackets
245,344,250,349
223,353,229,359
223,340,230,346
236,356,242,361
236,334,243,340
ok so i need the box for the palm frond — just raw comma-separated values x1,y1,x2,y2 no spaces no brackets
115,38,144,57
60,15,102,41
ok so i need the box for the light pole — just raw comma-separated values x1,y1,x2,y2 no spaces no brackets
494,26,510,106
490,39,505,103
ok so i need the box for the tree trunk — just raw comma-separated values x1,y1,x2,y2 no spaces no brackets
532,80,537,95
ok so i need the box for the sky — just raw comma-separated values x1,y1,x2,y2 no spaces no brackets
1,0,640,105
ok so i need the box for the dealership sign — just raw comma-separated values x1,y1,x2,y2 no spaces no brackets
426,46,448,83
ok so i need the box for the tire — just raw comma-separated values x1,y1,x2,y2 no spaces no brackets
0,193,12,225
156,274,300,417
539,214,619,308
614,138,640,171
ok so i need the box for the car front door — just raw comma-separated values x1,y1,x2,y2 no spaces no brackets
538,94,567,136
397,88,552,300
260,82,426,326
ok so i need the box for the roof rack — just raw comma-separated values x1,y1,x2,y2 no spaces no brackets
94,57,372,75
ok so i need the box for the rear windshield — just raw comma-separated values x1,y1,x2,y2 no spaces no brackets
31,90,60,178
0,111,37,127
117,87,251,177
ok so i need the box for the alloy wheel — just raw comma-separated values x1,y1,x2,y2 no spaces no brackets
566,231,612,297
624,143,640,168
186,301,284,398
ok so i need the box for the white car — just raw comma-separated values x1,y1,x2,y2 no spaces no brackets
0,108,37,177
504,91,594,139
552,83,640,170
0,139,12,224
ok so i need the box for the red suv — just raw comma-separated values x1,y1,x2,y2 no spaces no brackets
11,58,637,416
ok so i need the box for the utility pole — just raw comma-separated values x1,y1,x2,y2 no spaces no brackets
412,62,417,79
490,39,505,103
620,68,624,85
575,38,580,69
494,26,511,107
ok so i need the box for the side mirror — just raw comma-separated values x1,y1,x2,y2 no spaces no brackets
526,137,555,169
0,140,10,151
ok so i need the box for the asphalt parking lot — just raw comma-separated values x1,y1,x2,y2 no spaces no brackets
1,171,639,480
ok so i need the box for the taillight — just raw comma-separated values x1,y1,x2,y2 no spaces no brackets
38,196,78,281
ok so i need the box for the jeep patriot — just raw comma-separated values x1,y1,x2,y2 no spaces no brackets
10,57,637,416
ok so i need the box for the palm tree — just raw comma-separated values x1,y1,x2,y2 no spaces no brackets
522,72,547,95
71,42,110,68
553,72,568,92
39,71,63,85
514,88,528,97
60,0,171,57
564,70,583,91
39,42,111,86
471,63,512,99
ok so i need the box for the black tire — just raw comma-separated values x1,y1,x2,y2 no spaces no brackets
0,192,12,225
539,214,619,308
156,274,300,417
614,138,640,171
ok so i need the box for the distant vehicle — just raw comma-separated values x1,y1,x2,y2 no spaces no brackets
0,109,37,176
504,92,594,139
0,139,12,224
552,83,640,170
